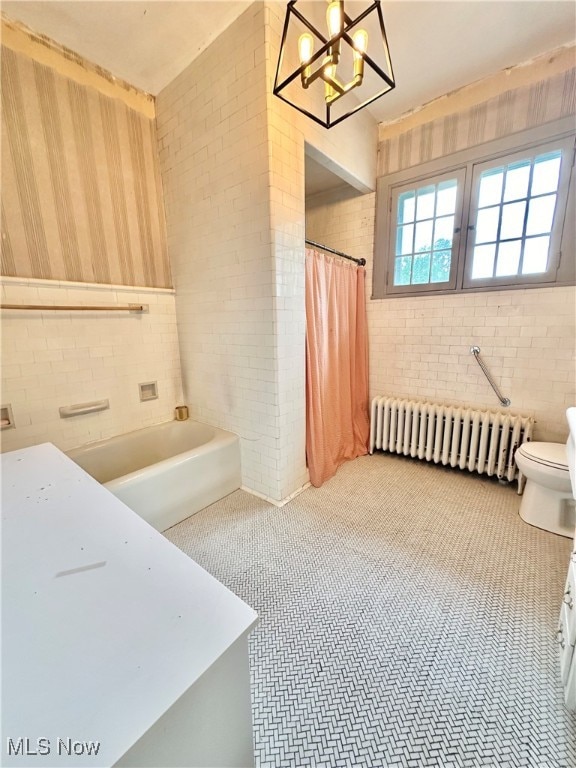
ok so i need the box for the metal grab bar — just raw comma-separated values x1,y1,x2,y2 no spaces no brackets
470,346,511,407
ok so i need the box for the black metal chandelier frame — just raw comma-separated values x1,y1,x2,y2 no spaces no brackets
273,0,395,129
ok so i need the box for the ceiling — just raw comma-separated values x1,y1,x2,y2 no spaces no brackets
3,1,575,125
2,1,253,95
305,154,352,197
3,1,574,197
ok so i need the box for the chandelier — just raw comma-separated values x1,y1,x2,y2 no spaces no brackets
273,0,395,128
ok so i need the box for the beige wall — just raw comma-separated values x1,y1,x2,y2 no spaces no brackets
378,58,576,177
307,60,576,444
1,42,170,288
1,30,183,453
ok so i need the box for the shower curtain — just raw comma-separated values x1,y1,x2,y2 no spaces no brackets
305,248,370,488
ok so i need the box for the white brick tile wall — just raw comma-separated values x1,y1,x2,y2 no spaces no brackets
1,278,183,453
264,0,379,498
306,189,576,443
156,4,286,500
155,2,378,501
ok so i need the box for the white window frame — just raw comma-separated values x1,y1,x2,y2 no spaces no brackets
373,117,576,299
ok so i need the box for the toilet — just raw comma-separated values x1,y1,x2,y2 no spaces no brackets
515,442,576,538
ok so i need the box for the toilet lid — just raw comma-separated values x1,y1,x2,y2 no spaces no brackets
517,442,569,471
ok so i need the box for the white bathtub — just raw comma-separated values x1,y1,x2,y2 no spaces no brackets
67,420,241,532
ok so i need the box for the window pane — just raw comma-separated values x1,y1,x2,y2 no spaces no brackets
414,219,433,251
503,160,530,202
433,215,454,248
436,180,458,216
398,191,416,224
416,186,435,220
392,174,462,289
412,253,431,284
475,207,499,244
431,250,451,283
526,194,557,236
468,145,565,287
500,200,526,240
471,244,496,279
522,236,550,274
531,152,561,196
496,240,521,276
394,256,412,285
478,168,504,208
396,224,414,255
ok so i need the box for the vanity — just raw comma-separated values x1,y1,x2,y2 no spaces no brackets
559,545,576,710
559,408,576,710
2,443,258,767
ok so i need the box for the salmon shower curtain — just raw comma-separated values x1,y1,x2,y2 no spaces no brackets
305,248,370,488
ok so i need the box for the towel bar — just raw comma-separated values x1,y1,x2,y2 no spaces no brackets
1,304,148,312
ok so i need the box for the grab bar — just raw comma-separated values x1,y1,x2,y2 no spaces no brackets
470,346,511,407
59,400,110,418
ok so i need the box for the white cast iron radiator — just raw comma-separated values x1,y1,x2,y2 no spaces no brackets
369,396,534,482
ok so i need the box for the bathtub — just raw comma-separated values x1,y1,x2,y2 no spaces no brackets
67,420,241,532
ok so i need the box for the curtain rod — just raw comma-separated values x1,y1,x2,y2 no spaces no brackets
305,239,366,267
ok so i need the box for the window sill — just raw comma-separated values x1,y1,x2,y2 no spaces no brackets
371,277,576,300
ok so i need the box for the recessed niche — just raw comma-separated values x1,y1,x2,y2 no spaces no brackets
139,382,158,402
1,404,15,430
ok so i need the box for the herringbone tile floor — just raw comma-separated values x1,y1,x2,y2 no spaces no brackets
165,453,576,767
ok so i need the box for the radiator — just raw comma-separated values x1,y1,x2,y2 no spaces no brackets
369,396,534,482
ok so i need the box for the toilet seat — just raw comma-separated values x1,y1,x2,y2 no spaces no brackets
516,442,569,472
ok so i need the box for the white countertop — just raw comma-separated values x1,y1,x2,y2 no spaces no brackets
1,443,257,767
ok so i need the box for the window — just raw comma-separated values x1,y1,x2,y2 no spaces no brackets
373,120,575,298
465,145,568,288
390,169,465,293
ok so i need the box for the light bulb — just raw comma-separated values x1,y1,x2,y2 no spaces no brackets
352,29,368,56
298,33,314,64
326,1,343,38
352,29,368,81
